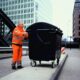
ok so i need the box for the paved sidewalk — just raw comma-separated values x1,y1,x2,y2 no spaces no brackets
0,53,67,80
58,49,80,80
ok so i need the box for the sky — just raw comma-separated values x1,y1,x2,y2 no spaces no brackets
51,0,75,39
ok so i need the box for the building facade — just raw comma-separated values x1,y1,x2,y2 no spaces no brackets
0,0,53,30
73,0,80,42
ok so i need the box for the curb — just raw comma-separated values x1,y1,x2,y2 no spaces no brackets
50,54,68,80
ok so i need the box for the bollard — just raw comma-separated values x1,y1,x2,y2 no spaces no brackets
61,47,65,54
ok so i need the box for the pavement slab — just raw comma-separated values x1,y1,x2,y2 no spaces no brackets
0,53,68,80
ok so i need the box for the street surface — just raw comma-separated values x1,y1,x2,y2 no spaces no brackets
0,54,66,80
0,56,30,78
1,48,80,80
57,48,80,80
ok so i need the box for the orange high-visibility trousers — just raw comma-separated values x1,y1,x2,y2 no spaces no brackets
12,44,22,63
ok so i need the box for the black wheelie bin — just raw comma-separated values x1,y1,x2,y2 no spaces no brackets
26,22,63,68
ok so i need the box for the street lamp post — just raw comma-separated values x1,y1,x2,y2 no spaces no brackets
70,36,73,49
67,36,73,49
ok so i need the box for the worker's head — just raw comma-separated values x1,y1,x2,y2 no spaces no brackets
18,20,24,28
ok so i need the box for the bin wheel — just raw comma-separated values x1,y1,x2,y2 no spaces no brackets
51,61,54,68
57,58,59,65
30,60,36,67
39,61,41,65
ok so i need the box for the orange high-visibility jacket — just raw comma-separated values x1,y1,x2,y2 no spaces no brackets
12,25,27,45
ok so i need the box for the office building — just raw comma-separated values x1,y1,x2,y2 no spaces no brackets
0,0,53,30
73,0,80,42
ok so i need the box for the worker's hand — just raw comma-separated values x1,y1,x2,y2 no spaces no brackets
23,32,28,38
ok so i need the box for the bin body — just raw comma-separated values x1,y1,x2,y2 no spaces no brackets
27,22,63,61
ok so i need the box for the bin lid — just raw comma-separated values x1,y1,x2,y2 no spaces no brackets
26,22,63,35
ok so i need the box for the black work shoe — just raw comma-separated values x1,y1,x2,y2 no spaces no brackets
17,66,23,69
12,66,16,70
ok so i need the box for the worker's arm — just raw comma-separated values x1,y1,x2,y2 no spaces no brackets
13,28,25,37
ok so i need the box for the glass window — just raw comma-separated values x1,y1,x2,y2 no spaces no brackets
79,26,80,30
24,0,27,2
24,14,27,18
28,3,30,7
28,9,30,12
27,20,30,23
79,14,80,18
31,8,34,12
3,3,5,6
21,0,23,3
28,0,30,1
24,4,27,8
24,20,26,24
15,11,17,14
15,0,17,4
21,10,23,13
27,14,30,18
31,20,33,23
6,2,8,6
79,20,80,24
6,7,8,11
18,5,20,8
15,5,17,9
21,15,23,19
9,1,11,5
3,8,5,11
18,10,20,14
18,0,20,3
18,15,20,19
79,32,80,36
36,3,38,10
0,3,2,7
31,14,33,18
21,5,23,8
31,3,34,7
12,1,14,5
24,9,27,13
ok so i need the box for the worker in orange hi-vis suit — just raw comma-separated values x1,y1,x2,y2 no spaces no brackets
12,21,28,70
